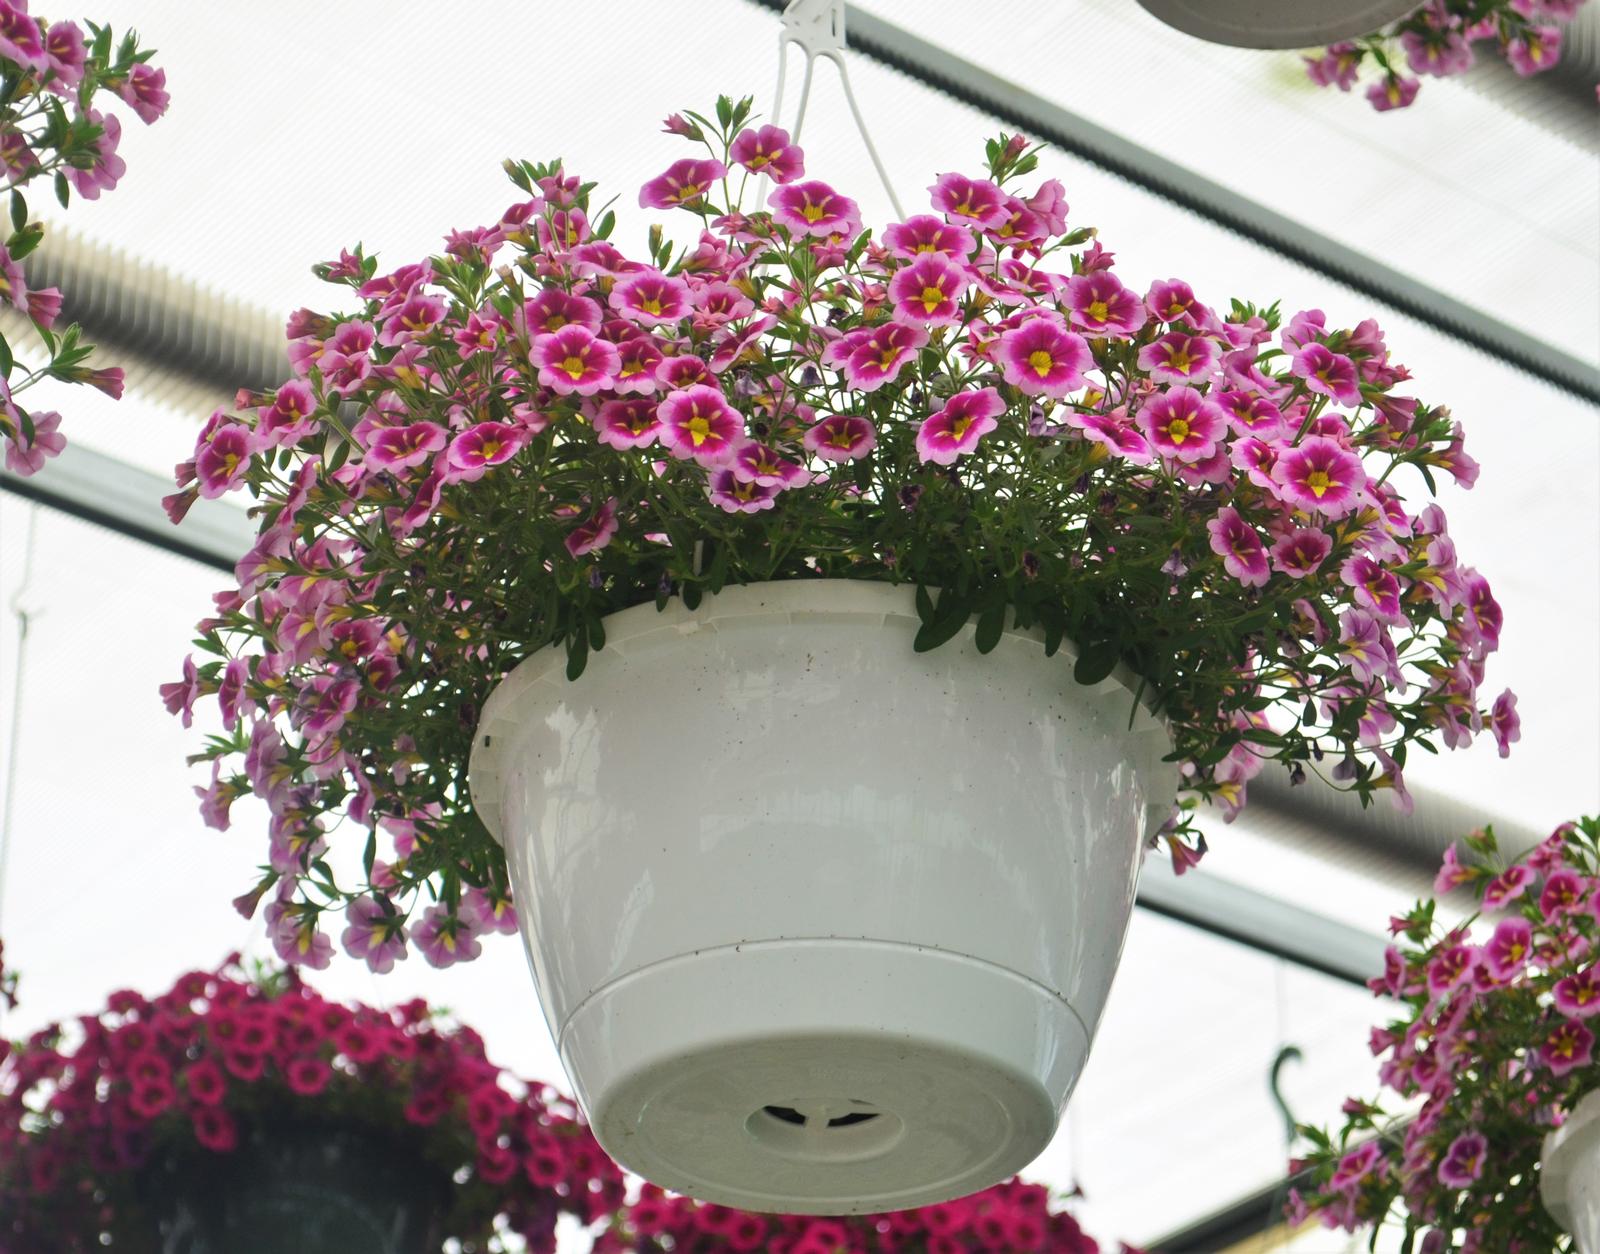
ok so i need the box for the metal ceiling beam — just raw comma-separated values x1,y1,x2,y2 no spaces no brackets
747,0,1600,405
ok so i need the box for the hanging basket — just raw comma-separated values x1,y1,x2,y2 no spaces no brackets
142,1123,449,1254
469,580,1174,1214
1544,1089,1600,1252
1135,0,1419,49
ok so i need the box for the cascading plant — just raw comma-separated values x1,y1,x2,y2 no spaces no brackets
162,95,1516,972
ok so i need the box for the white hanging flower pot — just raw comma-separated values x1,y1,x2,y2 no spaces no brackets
1136,0,1420,49
469,580,1173,1214
1544,1089,1600,1251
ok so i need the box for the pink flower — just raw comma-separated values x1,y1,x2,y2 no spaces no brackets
256,380,318,447
1136,387,1226,463
998,319,1091,397
1542,870,1586,920
769,180,861,239
1216,389,1286,440
0,2,47,69
1026,178,1069,234
915,387,1004,465
595,398,660,449
708,469,781,514
565,498,618,557
364,421,447,472
611,269,692,326
928,172,1008,230
802,414,876,462
731,442,808,488
118,63,170,124
1436,1131,1487,1188
1488,689,1520,758
613,337,665,393
1305,43,1360,91
1367,75,1420,111
1426,944,1478,997
887,253,969,325
1507,25,1562,76
1340,555,1405,624
1064,272,1146,337
639,157,726,209
656,386,742,465
523,287,602,335
447,422,525,478
1207,507,1270,588
1146,279,1201,325
1137,331,1217,385
1483,917,1533,980
730,125,804,182
413,904,482,968
340,896,408,973
459,885,519,936
1071,412,1153,464
1271,527,1331,578
1542,1020,1594,1076
534,325,619,396
195,424,252,497
1482,864,1534,911
377,293,447,347
3,409,65,476
1555,968,1600,1019
1291,343,1363,407
1273,436,1366,517
882,214,976,260
843,322,928,392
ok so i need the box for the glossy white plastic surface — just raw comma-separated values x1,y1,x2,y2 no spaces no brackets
469,580,1174,1213
1135,0,1419,49
1544,1088,1600,1250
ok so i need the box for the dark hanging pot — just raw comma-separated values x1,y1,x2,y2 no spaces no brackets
142,1122,450,1254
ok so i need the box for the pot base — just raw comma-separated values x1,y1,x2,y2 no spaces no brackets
560,938,1087,1214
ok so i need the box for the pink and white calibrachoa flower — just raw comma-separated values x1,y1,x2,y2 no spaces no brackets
639,157,725,208
1137,331,1217,385
565,497,619,557
929,171,1009,230
881,214,976,260
916,388,1004,465
594,397,661,449
729,124,803,182
887,252,970,325
843,321,927,392
802,414,876,462
1064,271,1146,337
1137,386,1226,463
1273,436,1367,517
657,385,742,464
611,269,692,326
998,319,1090,397
707,468,781,513
768,180,861,239
1207,507,1270,588
1292,343,1363,408
535,325,619,396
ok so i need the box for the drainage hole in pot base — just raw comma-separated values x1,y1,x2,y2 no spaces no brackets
744,1101,902,1162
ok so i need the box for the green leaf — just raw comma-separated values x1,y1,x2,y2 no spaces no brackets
595,210,615,241
564,629,589,681
681,584,703,611
8,190,23,233
53,172,68,210
0,332,11,380
715,94,733,130
1073,639,1120,687
914,582,935,625
973,597,1005,655
914,611,967,653
587,613,605,652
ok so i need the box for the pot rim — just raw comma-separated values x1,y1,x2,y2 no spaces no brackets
469,578,1171,846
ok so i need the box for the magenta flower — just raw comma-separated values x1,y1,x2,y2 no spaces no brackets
1483,917,1533,981
1216,390,1286,440
0,1,47,69
613,337,664,393
1146,278,1200,325
843,322,928,392
611,269,692,326
1136,387,1226,463
916,388,1005,466
195,425,252,498
595,398,660,450
768,180,861,239
998,319,1091,397
1460,571,1503,652
340,896,409,973
1064,272,1146,337
1291,343,1362,407
1271,527,1331,578
523,287,602,335
1482,864,1534,912
1137,332,1217,385
534,325,619,396
656,354,713,390
1273,436,1366,517
1072,413,1153,465
363,421,447,472
656,385,742,464
1426,944,1478,997
1555,968,1600,1019
1507,25,1562,76
802,414,876,462
1367,75,1421,111
3,409,64,476
639,157,725,209
565,498,618,558
447,422,525,478
1402,27,1474,78
882,214,976,260
159,656,202,729
928,172,1008,230
118,63,170,124
731,442,808,488
0,129,38,183
377,293,447,347
1542,1020,1595,1077
1305,43,1360,91
1542,870,1586,920
730,124,804,182
707,469,781,514
1340,556,1405,623
413,904,482,969
1489,689,1520,759
256,380,318,447
1207,508,1270,588
1436,1131,1487,1188
888,253,969,325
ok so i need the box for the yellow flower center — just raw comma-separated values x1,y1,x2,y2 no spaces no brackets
561,355,587,380
1086,300,1109,323
1168,349,1194,373
1027,349,1054,376
640,296,663,316
686,414,712,445
827,428,855,449
1166,418,1190,442
920,285,946,313
1306,469,1332,497
949,414,976,440
801,198,828,223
